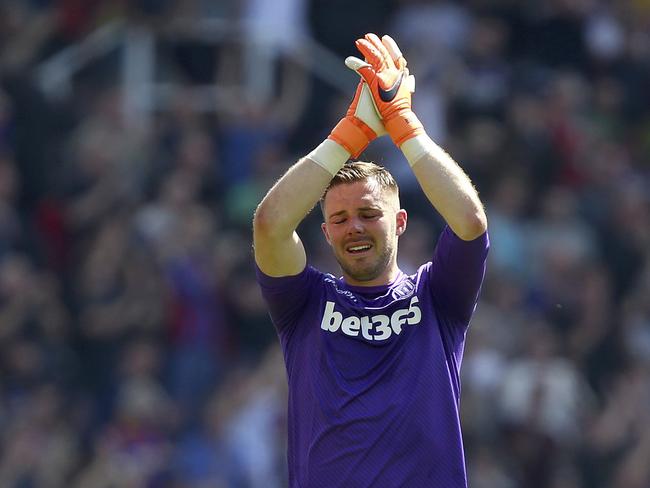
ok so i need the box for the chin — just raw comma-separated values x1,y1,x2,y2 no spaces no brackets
337,248,394,282
341,260,384,283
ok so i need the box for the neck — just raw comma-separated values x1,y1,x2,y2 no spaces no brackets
343,263,401,287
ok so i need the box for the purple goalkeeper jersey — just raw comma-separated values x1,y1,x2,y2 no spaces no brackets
256,226,489,487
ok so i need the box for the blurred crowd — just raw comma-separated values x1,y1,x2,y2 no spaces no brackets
0,0,649,487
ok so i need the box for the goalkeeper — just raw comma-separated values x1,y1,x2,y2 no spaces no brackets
254,33,488,487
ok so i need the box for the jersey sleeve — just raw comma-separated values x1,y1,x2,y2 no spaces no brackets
255,264,321,334
429,226,489,326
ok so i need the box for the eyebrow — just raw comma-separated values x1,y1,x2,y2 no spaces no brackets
327,206,382,219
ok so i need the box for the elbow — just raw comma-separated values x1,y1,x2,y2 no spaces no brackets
456,208,488,241
253,203,273,237
253,202,286,240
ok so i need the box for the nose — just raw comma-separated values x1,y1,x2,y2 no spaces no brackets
346,216,364,234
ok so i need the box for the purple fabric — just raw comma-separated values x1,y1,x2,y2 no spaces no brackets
256,226,489,487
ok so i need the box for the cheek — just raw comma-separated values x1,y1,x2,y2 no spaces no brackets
326,227,343,246
378,220,395,239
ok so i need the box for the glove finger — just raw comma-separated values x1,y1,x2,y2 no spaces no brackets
381,35,407,69
355,39,386,71
345,56,376,83
364,33,394,69
345,56,372,73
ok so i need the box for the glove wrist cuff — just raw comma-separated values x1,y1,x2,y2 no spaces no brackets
329,117,376,158
401,133,443,167
385,110,425,147
307,139,349,176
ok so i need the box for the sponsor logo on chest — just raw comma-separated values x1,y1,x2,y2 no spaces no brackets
320,296,422,341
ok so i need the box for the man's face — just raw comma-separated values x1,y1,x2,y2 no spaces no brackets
321,179,407,286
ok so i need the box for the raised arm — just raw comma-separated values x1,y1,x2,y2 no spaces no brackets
253,156,333,277
253,81,386,276
349,34,487,241
402,137,487,241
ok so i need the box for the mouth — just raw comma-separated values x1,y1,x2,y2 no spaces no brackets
345,242,373,255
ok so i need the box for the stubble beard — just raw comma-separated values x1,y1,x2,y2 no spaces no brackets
336,240,396,283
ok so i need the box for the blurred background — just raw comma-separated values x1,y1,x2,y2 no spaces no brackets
0,0,648,486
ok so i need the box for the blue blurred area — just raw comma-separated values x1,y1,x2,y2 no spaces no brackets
0,0,649,487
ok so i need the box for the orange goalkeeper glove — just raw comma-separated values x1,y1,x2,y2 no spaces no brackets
345,33,424,147
328,78,386,158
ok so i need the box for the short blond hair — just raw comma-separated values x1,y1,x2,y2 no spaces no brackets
320,161,398,212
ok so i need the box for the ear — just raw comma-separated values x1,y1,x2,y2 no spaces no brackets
321,222,332,245
396,209,407,236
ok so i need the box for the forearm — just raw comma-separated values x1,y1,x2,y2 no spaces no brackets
254,141,348,237
402,135,487,241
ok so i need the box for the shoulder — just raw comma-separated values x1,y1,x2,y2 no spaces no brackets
255,265,327,334
256,264,324,287
256,264,327,305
